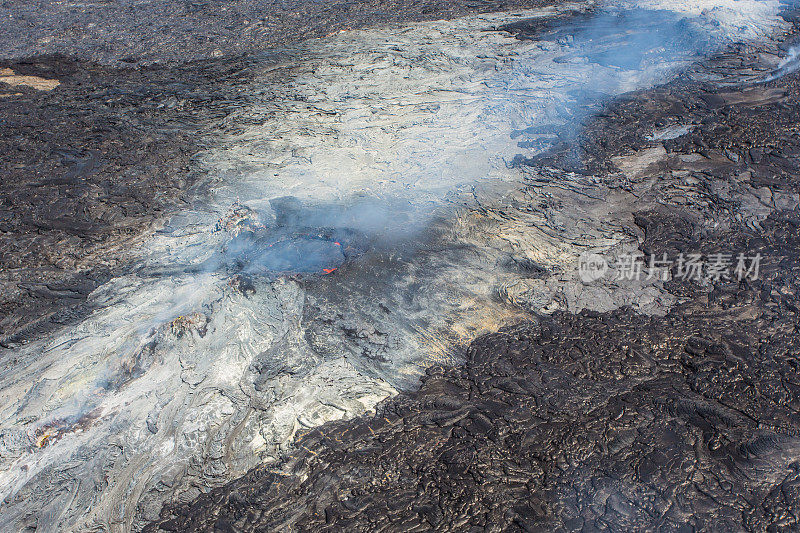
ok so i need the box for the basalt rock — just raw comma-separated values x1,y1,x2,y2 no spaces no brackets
0,0,563,347
146,207,800,531
0,0,563,66
0,54,253,347
147,8,800,532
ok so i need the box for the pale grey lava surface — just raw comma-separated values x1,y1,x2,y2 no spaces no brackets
0,1,798,532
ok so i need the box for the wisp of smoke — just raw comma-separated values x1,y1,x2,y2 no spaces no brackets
762,45,800,82
198,196,431,276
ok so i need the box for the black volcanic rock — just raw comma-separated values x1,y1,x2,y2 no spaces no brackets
0,54,254,346
0,0,565,67
146,208,800,530
146,10,800,532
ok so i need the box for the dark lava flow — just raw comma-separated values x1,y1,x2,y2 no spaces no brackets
0,55,253,348
0,0,568,66
146,6,800,533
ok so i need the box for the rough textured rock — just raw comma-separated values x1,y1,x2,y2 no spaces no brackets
0,0,565,66
145,210,800,531
0,54,253,346
2,4,607,532
3,2,799,532
145,7,800,532
0,0,562,346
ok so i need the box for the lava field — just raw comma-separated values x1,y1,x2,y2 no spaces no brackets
1,1,800,532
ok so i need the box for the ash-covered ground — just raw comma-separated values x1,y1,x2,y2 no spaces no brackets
2,1,800,532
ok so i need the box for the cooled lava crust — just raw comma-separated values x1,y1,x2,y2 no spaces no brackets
145,7,800,533
0,0,561,348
